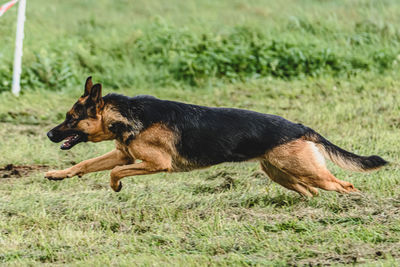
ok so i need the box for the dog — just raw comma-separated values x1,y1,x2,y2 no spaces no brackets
45,77,388,196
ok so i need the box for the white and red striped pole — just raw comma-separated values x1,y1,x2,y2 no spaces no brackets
0,0,25,96
0,0,18,17
11,0,26,96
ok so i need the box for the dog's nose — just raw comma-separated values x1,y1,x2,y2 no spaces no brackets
47,131,54,140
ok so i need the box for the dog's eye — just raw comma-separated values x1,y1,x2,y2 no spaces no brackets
66,117,78,128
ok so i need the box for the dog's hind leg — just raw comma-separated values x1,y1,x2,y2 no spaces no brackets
45,149,132,180
260,160,318,197
264,139,358,195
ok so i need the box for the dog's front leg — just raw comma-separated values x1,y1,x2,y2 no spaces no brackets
45,149,132,180
110,161,169,192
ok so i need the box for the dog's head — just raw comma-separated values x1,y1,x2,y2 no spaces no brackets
47,77,106,150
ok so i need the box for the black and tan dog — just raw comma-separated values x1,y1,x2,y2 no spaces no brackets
45,77,388,196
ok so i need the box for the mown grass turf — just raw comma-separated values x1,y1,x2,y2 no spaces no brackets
1,74,399,265
1,0,400,265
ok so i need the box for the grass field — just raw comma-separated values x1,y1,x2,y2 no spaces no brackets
1,0,400,265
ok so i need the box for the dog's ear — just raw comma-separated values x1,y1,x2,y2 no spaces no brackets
90,83,104,108
83,76,93,97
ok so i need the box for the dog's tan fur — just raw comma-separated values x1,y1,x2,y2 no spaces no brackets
261,139,358,196
109,123,178,191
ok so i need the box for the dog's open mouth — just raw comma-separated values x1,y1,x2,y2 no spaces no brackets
61,134,84,150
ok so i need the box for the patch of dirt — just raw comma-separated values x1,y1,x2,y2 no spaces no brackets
0,164,49,179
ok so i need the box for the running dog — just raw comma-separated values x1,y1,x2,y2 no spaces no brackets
45,77,388,196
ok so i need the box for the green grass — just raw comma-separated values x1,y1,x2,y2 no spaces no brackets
0,0,400,265
1,0,400,91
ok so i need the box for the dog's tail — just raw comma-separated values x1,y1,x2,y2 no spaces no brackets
304,129,388,172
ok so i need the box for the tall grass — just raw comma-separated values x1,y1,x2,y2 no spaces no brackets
1,0,400,91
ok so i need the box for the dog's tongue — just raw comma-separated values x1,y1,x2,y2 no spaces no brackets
60,135,76,150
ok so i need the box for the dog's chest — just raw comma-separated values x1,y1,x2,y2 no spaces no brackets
115,123,179,164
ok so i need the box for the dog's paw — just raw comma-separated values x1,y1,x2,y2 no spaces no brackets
116,182,123,192
45,170,68,181
111,182,123,192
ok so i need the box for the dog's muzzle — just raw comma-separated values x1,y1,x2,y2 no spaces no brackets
47,127,88,150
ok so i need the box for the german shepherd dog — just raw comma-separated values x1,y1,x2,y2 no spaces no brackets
46,77,388,196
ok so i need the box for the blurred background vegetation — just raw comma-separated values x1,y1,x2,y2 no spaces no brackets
1,0,400,92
